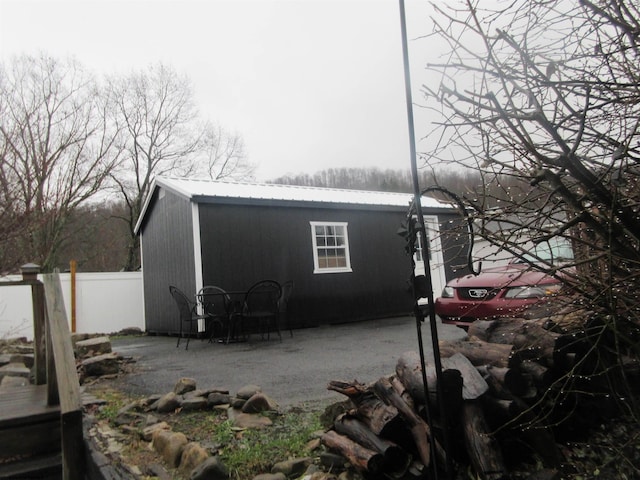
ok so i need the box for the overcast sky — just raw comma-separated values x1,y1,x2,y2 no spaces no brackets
0,0,437,182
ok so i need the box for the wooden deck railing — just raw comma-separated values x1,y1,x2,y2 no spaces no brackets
5,265,85,479
42,271,85,479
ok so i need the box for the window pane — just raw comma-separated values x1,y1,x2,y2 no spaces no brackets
311,222,350,272
318,249,328,268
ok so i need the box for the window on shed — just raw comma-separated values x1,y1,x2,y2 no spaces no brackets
310,222,352,274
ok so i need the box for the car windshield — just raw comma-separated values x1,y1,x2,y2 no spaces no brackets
513,237,574,265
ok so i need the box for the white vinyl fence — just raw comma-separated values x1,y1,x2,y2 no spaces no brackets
0,272,144,340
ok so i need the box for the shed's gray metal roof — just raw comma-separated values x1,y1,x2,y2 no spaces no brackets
157,176,448,207
135,176,451,233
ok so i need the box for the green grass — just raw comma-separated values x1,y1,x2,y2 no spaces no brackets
218,409,323,479
95,389,131,421
170,408,324,479
90,387,325,480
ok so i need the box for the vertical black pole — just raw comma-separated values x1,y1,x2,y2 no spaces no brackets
398,2,454,478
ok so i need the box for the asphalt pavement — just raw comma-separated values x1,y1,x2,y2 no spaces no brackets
108,315,467,408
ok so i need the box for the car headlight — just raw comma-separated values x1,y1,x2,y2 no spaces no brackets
440,286,454,298
504,284,561,299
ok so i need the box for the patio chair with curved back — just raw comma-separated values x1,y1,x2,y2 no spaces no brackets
278,280,294,338
242,280,282,341
197,285,233,343
169,285,211,350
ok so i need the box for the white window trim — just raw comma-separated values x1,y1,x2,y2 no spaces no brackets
310,221,353,274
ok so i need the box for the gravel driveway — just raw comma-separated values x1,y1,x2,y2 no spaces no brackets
108,315,467,408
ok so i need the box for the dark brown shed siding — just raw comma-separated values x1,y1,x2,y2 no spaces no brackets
198,202,416,327
141,189,197,334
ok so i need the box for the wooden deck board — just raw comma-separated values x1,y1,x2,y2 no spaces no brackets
0,384,60,428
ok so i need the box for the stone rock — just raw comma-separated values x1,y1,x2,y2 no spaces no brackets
81,352,120,377
236,384,262,399
118,327,143,335
114,411,138,427
183,389,207,399
0,354,10,367
13,344,33,354
180,397,209,411
117,400,142,416
76,336,112,358
230,397,246,409
157,392,181,413
190,455,229,480
208,392,231,406
145,462,172,479
242,393,278,413
144,394,163,408
145,414,160,426
0,362,30,381
179,442,210,474
71,333,91,344
305,437,322,451
152,430,188,468
205,387,230,395
0,375,29,389
253,474,286,480
10,353,34,369
229,411,273,429
175,377,197,395
142,421,171,441
271,457,313,477
309,473,339,480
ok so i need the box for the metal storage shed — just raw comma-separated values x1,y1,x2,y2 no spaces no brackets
134,176,467,334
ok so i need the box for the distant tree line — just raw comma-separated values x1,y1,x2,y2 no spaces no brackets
271,166,533,206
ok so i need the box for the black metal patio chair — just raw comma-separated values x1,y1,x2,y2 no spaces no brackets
169,285,211,350
197,285,233,344
242,280,282,341
277,280,294,338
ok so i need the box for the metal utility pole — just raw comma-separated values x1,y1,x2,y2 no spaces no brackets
398,1,454,478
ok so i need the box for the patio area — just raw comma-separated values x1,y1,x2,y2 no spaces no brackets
107,315,467,407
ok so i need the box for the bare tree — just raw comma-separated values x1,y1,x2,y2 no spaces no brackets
108,63,253,271
0,54,121,273
420,0,640,429
423,0,639,302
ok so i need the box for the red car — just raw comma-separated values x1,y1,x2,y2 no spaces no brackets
435,260,564,328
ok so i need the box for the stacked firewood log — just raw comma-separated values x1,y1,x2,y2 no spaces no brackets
322,312,636,480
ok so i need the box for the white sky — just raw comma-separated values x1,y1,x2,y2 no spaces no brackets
0,0,437,182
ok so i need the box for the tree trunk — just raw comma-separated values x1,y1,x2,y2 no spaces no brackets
396,351,489,402
334,414,411,478
476,364,528,397
462,401,507,480
327,379,402,437
373,376,432,468
321,430,384,474
439,338,518,368
468,318,560,366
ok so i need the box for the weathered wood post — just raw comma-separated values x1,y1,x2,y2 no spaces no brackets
43,272,85,480
21,263,46,385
